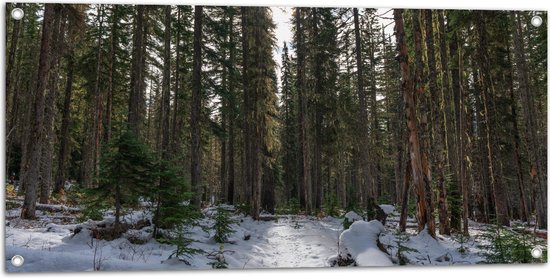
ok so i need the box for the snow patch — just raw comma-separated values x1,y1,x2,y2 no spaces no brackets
379,205,395,215
338,220,393,266
344,211,363,222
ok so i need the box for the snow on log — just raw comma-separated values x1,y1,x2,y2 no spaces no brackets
336,220,393,266
378,205,395,215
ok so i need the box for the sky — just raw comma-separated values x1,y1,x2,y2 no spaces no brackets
271,7,293,87
269,7,395,88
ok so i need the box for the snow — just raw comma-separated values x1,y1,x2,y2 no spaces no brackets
5,206,342,272
379,204,396,215
337,220,393,266
344,211,363,222
5,201,535,272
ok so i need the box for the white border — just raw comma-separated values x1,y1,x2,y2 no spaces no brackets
1,1,549,278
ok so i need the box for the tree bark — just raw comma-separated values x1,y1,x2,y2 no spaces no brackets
53,50,75,195
104,6,118,145
424,10,450,235
81,4,104,188
191,5,203,208
475,13,509,226
399,160,412,232
21,4,58,219
295,8,312,214
128,5,146,136
395,9,436,237
227,11,236,205
512,12,547,229
353,8,373,215
447,11,466,232
40,8,65,203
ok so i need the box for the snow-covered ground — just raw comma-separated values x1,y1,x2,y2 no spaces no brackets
3,203,546,272
5,206,343,272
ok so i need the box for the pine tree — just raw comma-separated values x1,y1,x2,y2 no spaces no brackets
20,4,60,219
190,5,204,208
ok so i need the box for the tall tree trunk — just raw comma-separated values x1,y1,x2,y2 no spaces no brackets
424,10,450,235
447,12,466,232
241,6,252,208
191,5,203,208
507,50,529,222
368,22,382,202
227,11,236,205
512,12,547,229
6,3,22,155
40,9,65,203
475,13,509,226
20,4,58,219
312,9,323,211
438,12,457,177
295,8,312,214
171,7,181,155
353,8,373,215
153,5,172,237
395,9,436,237
246,7,274,219
128,5,146,136
104,6,118,144
53,50,75,195
81,4,104,188
160,5,171,160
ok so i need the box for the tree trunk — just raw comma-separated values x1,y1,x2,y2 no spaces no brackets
507,49,529,222
353,8,373,215
104,6,118,145
399,160,412,232
128,5,146,136
153,5,172,238
40,9,65,203
447,11,465,232
81,4,104,188
53,50,75,195
475,13,509,226
21,4,58,219
424,10,450,235
311,9,324,211
512,12,547,229
191,5,203,208
6,3,22,133
295,8,312,214
160,5,171,160
241,6,252,208
394,9,436,237
227,11,236,205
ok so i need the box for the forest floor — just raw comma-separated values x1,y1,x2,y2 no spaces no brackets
3,199,547,272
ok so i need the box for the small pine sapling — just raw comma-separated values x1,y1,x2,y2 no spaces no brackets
323,193,340,217
161,224,204,265
480,224,547,264
152,160,198,237
213,207,236,243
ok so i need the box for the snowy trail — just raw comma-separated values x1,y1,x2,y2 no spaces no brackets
5,206,504,272
234,216,342,268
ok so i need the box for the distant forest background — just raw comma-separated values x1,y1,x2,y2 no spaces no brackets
4,3,547,236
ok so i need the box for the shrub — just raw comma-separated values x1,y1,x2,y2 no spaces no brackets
235,202,250,215
480,225,547,264
213,207,236,243
323,193,340,217
159,224,203,265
